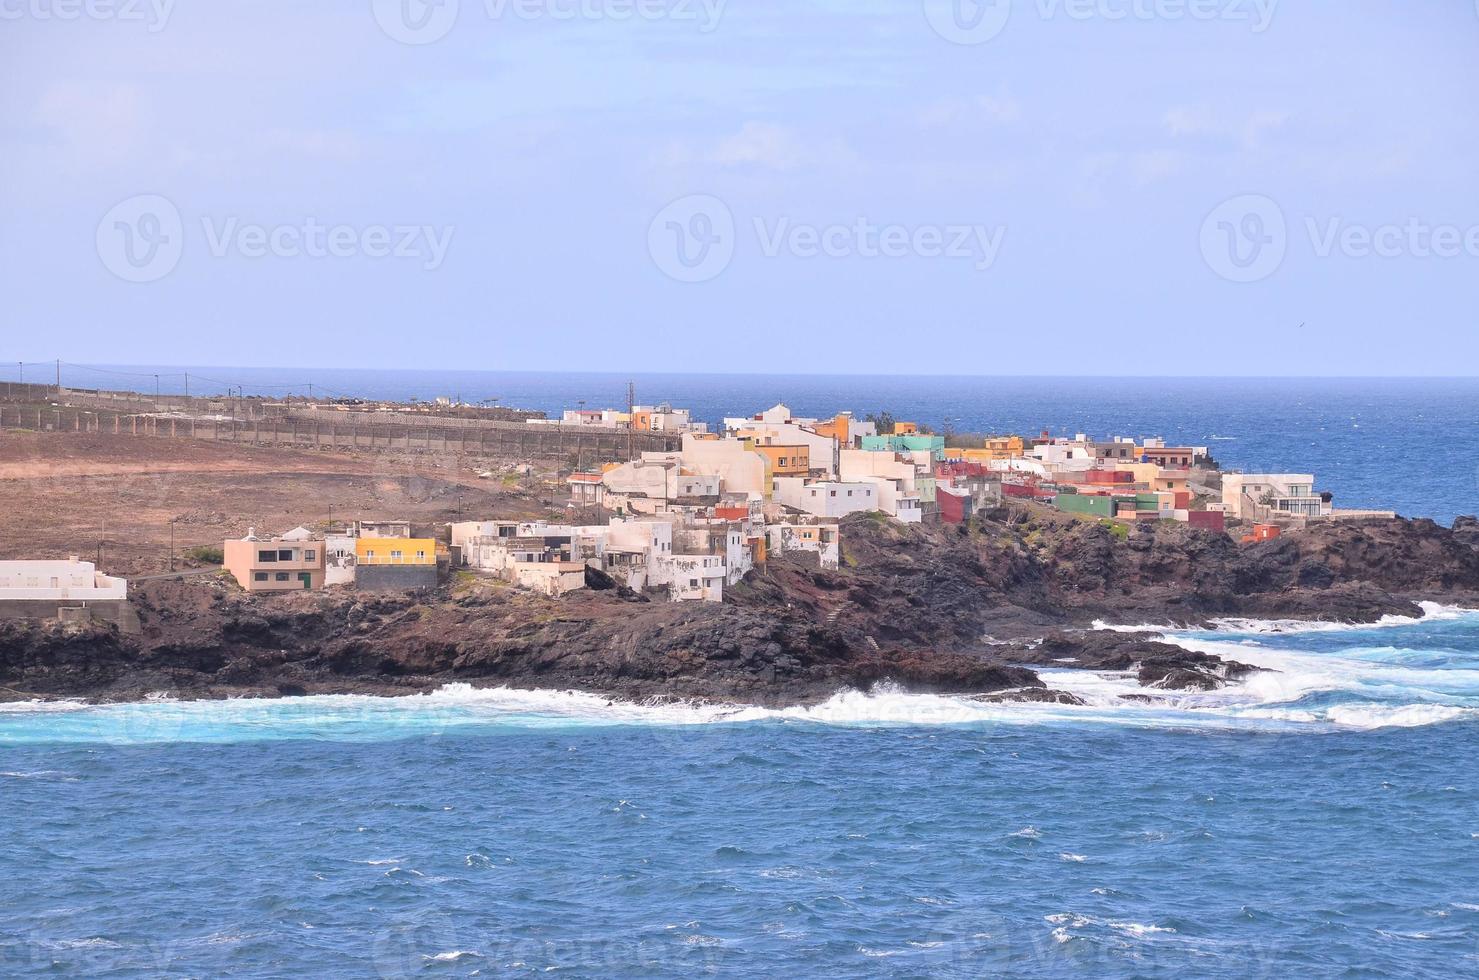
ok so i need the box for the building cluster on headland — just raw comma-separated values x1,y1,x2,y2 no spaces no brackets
0,399,1398,620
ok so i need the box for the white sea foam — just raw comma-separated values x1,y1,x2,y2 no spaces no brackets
3,602,1478,741
1092,601,1477,637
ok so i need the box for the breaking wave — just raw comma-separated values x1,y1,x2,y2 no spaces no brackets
2,607,1477,744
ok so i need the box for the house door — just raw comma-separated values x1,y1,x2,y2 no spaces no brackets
298,573,312,589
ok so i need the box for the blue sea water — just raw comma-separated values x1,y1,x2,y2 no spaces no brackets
4,611,1479,977
6,368,1479,975
23,367,1479,525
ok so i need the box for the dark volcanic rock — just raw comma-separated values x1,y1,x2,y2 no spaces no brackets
2,509,1476,707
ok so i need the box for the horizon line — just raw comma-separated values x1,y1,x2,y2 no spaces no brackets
12,362,1479,383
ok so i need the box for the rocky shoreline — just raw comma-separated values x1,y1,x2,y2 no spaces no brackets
3,507,1477,708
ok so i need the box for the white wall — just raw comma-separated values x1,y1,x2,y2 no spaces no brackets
0,560,127,601
773,478,877,518
678,436,768,495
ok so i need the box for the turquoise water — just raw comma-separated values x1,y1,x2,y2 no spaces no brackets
4,612,1478,977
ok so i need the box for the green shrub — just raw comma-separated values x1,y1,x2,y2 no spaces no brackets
186,545,224,564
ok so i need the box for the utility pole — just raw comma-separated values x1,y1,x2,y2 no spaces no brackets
184,372,189,399
626,380,635,461
154,374,160,409
55,358,60,400
169,519,176,572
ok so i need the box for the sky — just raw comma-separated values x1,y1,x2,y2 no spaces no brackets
2,0,1477,376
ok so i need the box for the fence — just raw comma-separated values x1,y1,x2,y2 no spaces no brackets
0,404,678,462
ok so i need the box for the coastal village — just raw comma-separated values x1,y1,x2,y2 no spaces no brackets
0,389,1398,622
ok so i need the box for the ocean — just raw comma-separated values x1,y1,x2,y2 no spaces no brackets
4,370,1478,976
32,366,1479,525
3,611,1479,977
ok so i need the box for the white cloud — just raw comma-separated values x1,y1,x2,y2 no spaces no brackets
658,121,858,173
1163,105,1290,150
919,90,1022,128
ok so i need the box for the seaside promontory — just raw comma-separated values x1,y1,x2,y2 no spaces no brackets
5,507,1477,707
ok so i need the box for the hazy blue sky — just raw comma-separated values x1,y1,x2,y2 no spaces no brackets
2,0,1477,375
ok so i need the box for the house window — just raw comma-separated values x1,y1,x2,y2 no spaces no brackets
278,550,294,562
258,550,277,562
689,579,699,588
365,550,375,560
416,550,426,560
391,550,403,560
254,572,268,582
305,549,316,561
275,572,290,582
830,490,837,497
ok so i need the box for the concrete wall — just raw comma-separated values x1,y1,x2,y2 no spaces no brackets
355,564,439,592
0,598,141,633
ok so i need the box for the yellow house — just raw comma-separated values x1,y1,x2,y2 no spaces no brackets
943,437,1024,464
356,537,436,566
985,436,1025,459
1115,463,1190,495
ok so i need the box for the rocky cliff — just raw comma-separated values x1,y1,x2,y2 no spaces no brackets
3,507,1477,707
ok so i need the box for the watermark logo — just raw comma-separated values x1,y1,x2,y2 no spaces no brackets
0,0,175,32
372,0,460,44
648,194,1006,282
1202,193,1479,282
199,217,455,269
374,0,726,44
1200,193,1286,283
648,194,736,283
754,217,1004,269
96,194,184,283
923,0,1012,45
97,197,456,283
925,0,1278,44
372,913,465,978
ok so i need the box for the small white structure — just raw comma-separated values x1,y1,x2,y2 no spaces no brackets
0,559,127,601
766,521,841,569
325,532,357,586
773,478,878,518
1223,474,1329,520
674,436,769,495
669,554,726,602
839,450,926,523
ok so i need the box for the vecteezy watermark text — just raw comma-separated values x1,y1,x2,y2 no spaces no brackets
922,0,1278,45
0,0,174,31
1200,193,1479,282
372,0,726,45
648,194,1005,282
97,195,455,283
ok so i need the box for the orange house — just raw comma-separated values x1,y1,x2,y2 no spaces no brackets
756,444,810,476
1241,523,1282,544
811,413,851,447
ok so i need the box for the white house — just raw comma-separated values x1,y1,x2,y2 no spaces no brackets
1223,474,1330,520
0,559,127,601
839,449,926,523
668,554,726,602
773,478,878,518
325,531,357,586
766,521,841,569
674,436,769,496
